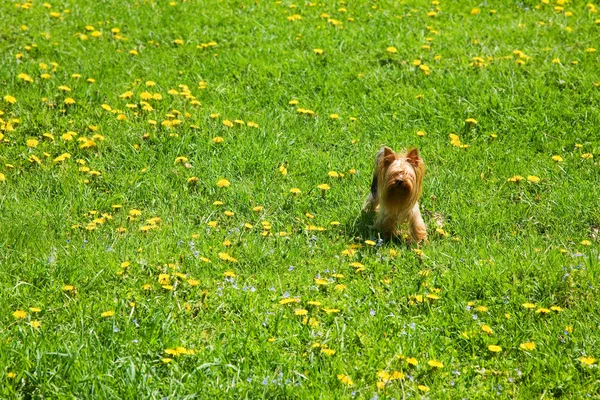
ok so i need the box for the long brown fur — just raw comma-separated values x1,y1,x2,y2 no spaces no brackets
363,146,427,241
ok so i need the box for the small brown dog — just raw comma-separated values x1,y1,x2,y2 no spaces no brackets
362,146,427,241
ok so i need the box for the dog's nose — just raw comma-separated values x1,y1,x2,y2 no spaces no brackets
395,179,404,187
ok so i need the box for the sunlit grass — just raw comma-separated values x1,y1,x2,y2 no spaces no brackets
1,0,599,397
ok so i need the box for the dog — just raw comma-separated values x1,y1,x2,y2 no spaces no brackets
362,146,427,242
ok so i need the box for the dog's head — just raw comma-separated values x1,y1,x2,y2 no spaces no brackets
376,146,425,208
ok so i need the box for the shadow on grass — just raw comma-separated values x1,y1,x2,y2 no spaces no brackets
349,210,377,240
348,211,423,248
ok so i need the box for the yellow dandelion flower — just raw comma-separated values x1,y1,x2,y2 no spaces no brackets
158,274,170,285
520,342,536,351
406,357,418,366
219,252,238,262
53,153,71,163
386,46,398,53
17,73,34,83
428,359,444,368
527,175,541,183
337,374,353,386
390,370,404,380
507,175,524,182
101,310,115,317
579,356,596,366
488,345,502,353
217,179,230,188
279,297,301,305
13,310,27,319
481,325,493,335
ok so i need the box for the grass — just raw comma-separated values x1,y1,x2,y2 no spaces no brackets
1,0,600,397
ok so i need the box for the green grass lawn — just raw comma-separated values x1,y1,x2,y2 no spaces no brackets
1,0,600,397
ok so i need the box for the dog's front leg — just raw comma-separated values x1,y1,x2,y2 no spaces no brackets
408,202,427,242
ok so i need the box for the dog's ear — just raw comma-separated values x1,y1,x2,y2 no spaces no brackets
380,146,397,168
406,148,423,168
